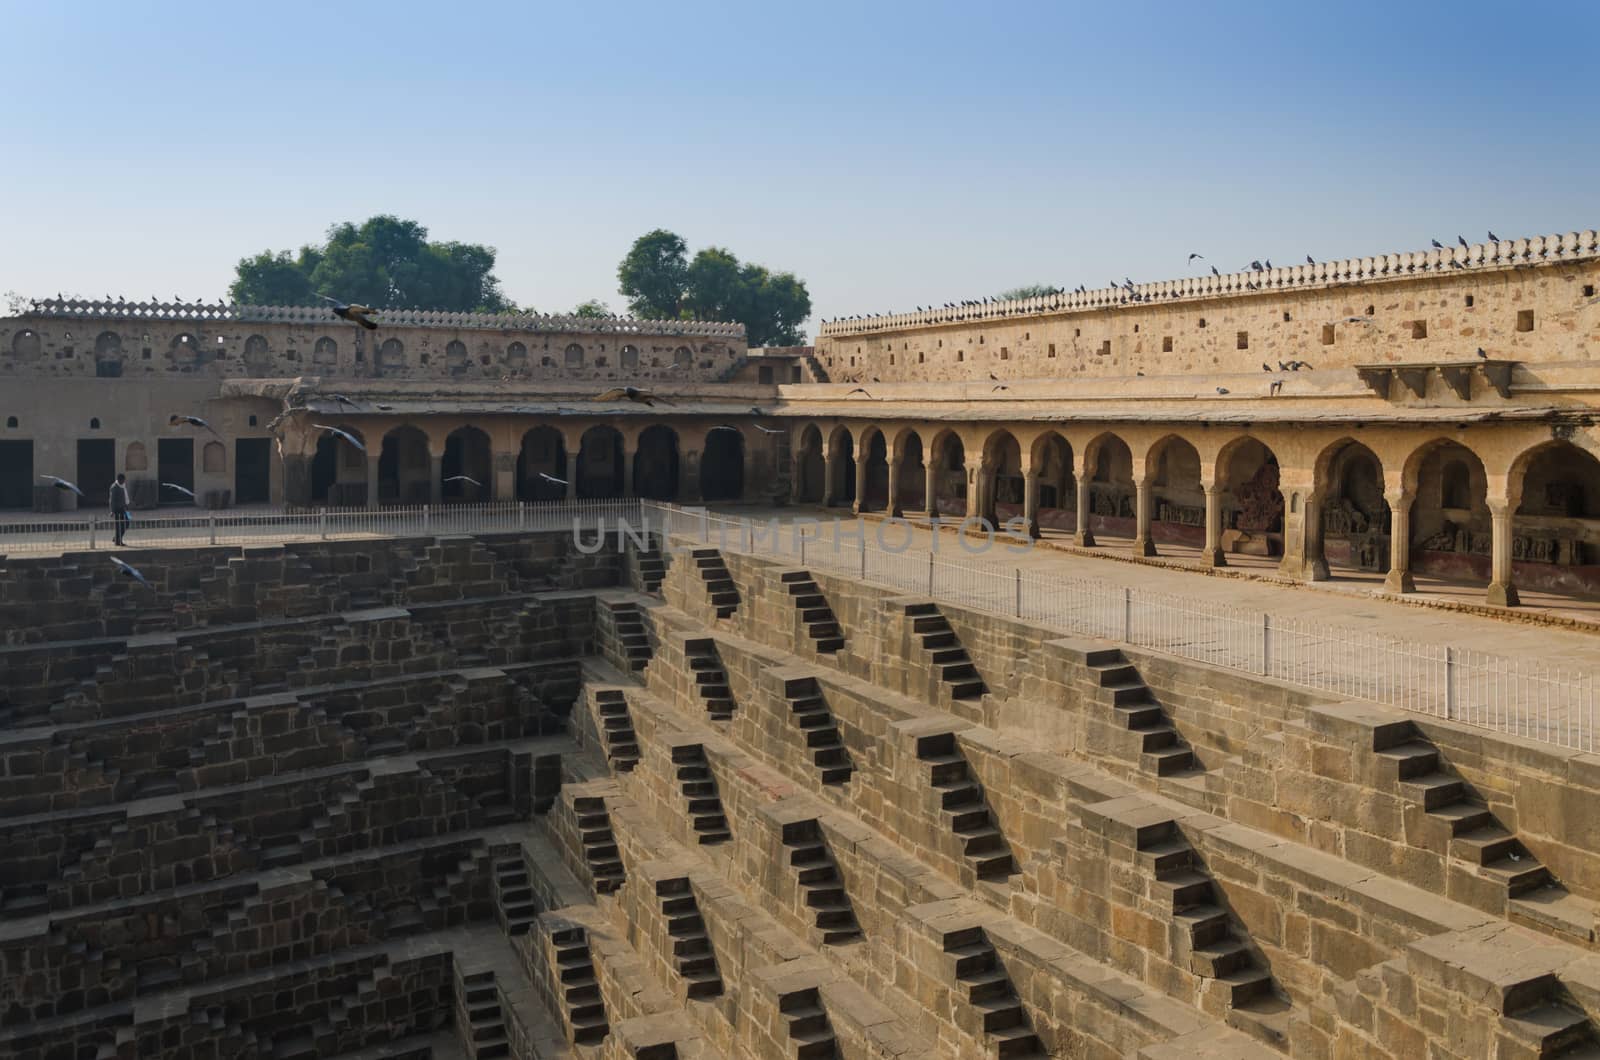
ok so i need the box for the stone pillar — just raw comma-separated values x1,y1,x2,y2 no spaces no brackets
1022,470,1041,538
824,449,839,507
852,454,868,515
429,452,443,505
887,459,903,518
1383,489,1415,593
366,452,381,509
1133,480,1158,557
791,458,805,505
622,444,635,497
492,452,515,504
967,457,988,525
924,460,938,519
565,451,578,502
1487,500,1520,607
1202,485,1226,567
1074,463,1096,547
1278,486,1329,581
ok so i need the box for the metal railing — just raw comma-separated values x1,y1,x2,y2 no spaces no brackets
642,502,1599,753
0,498,644,553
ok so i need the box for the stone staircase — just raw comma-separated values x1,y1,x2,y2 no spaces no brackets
781,675,852,785
684,638,735,721
782,819,861,944
690,548,740,619
915,732,1015,880
607,601,653,672
780,571,844,654
550,926,610,1045
672,744,731,845
573,795,627,895
1082,647,1197,777
491,851,539,935
657,877,723,999
458,969,512,1059
288,775,380,863
779,986,840,1060
592,688,641,772
633,542,667,593
941,926,1042,1058
903,602,985,700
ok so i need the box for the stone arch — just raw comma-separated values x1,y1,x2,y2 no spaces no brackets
1214,436,1284,559
1404,438,1492,590
202,441,226,474
1029,431,1075,531
378,425,431,504
378,338,405,370
446,340,470,376
634,425,679,500
9,328,41,360
516,426,568,501
674,346,694,369
1082,431,1135,537
980,429,1023,525
94,331,122,357
125,441,149,472
310,425,366,504
892,428,926,514
564,343,585,368
313,336,339,367
506,342,528,370
168,333,199,367
1146,434,1205,546
795,424,825,504
1505,439,1600,598
578,425,624,498
858,426,889,511
442,426,492,501
929,429,967,517
701,426,745,502
1314,438,1391,576
826,425,856,508
621,344,641,369
243,334,271,372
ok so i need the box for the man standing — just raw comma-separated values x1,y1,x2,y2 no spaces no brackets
110,473,130,546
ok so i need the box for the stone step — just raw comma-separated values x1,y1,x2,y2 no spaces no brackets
1376,741,1441,780
1450,826,1523,867
1143,746,1195,776
1192,937,1254,978
947,943,996,978
1157,871,1215,911
1400,773,1467,811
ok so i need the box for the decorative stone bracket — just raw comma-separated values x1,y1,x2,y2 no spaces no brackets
1356,360,1515,401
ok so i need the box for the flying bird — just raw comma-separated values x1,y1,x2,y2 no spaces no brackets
594,386,672,406
161,482,196,498
538,472,568,486
754,425,782,435
313,424,365,452
169,413,220,438
321,296,379,330
332,394,360,408
110,556,151,589
40,475,85,498
1188,253,1204,262
443,475,481,487
708,425,741,434
846,387,874,398
1269,380,1284,396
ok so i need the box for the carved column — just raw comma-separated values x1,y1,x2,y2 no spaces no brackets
887,459,903,518
1133,479,1158,557
1383,489,1415,593
1203,484,1226,567
1487,500,1520,607
365,452,381,509
1022,469,1041,538
824,449,839,507
852,452,868,514
924,460,938,519
565,451,578,502
967,456,987,525
1278,483,1330,582
1074,465,1096,547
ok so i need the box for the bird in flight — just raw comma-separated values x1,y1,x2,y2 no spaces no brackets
1188,253,1204,262
321,296,379,330
444,475,481,487
161,482,196,498
1269,380,1284,396
313,424,365,451
169,413,220,438
846,387,874,398
111,556,152,589
992,384,1009,392
538,472,568,486
595,386,672,406
754,424,782,435
40,475,85,497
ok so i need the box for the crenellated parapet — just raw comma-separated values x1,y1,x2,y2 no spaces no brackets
819,229,1600,336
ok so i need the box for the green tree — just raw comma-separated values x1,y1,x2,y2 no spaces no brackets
572,299,611,318
228,215,510,312
995,284,1059,301
617,229,689,319
617,230,812,346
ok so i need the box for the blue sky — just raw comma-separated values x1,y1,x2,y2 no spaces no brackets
1,0,1595,333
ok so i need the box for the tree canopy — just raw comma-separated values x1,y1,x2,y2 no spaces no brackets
616,229,811,346
994,284,1061,301
229,215,511,312
572,299,611,318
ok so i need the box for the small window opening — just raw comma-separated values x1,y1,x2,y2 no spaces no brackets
957,350,964,362
1000,348,1009,361
1517,309,1535,332
248,415,258,426
1198,318,1207,328
1283,312,1291,322
1321,324,1336,345
1411,321,1427,340
1048,343,1056,358
1099,340,1111,356
1236,331,1249,349
1465,294,1476,307
89,418,100,430
1161,337,1173,353
5,417,16,428
1365,305,1374,316
1584,285,1596,298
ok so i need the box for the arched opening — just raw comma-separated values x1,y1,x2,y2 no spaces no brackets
796,426,825,504
894,430,926,513
1147,435,1206,547
1317,439,1391,576
243,334,272,373
701,427,745,502
1509,440,1600,598
826,427,856,507
578,426,624,498
442,426,492,501
446,340,470,377
313,336,338,368
378,338,405,371
516,427,567,501
1084,433,1134,540
930,432,967,516
859,428,889,511
1407,440,1491,590
1030,432,1075,532
378,426,431,504
634,425,679,500
981,430,1022,525
673,346,694,369
1215,437,1284,561
202,441,227,474
311,426,366,505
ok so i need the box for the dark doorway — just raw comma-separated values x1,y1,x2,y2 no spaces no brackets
77,439,116,509
235,438,271,504
634,425,679,500
701,428,744,501
0,440,32,509
158,438,194,505
310,435,339,503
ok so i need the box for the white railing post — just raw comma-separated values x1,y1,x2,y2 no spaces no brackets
859,535,867,578
1122,587,1133,643
927,551,935,595
1261,614,1271,676
1014,568,1022,618
208,512,217,545
423,505,431,534
1445,647,1456,720
800,532,807,566
319,507,328,540
88,518,96,550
